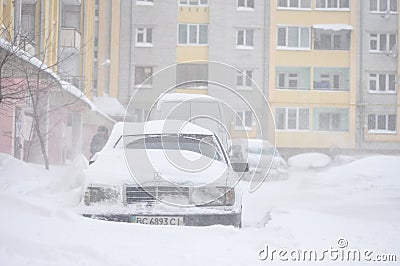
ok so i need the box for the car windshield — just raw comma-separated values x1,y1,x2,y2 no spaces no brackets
118,134,223,161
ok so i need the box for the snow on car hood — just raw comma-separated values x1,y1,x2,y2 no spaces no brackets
85,148,234,187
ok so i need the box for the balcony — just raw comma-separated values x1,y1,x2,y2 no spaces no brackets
60,27,81,49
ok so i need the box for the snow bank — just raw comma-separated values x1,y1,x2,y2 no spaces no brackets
1,154,399,265
0,153,87,206
288,152,331,170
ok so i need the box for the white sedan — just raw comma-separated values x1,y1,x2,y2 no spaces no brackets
80,120,245,227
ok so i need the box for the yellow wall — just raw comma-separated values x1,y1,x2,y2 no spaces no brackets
97,0,108,97
177,7,209,23
1,0,14,40
82,0,95,99
109,0,120,98
176,46,208,63
39,0,59,71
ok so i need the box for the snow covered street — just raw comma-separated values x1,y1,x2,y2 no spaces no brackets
0,153,399,265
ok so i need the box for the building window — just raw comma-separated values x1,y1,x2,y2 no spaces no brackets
135,66,153,88
235,111,253,129
237,0,254,9
236,29,254,49
368,114,397,132
178,24,208,45
276,66,311,90
314,29,351,50
370,0,398,13
368,73,396,93
136,27,153,47
314,108,349,131
277,0,311,9
136,0,154,5
313,67,349,91
369,33,397,53
316,0,350,9
277,26,310,49
176,63,208,88
236,70,253,89
179,0,208,6
276,107,309,130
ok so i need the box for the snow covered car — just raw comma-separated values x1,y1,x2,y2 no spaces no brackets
80,120,245,227
231,139,288,181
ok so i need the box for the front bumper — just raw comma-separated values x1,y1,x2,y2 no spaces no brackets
83,211,242,227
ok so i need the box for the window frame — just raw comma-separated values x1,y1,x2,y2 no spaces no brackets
178,24,208,46
315,0,350,10
275,107,310,131
369,33,397,53
277,72,301,90
368,73,396,93
314,71,346,91
237,0,255,10
236,28,255,49
136,27,153,47
236,69,254,90
369,0,398,13
367,113,397,133
276,0,312,10
313,28,351,50
276,25,311,50
134,66,154,88
235,110,253,130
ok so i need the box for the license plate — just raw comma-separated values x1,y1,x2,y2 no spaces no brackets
131,215,184,226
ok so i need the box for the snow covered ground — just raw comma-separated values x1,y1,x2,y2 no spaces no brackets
0,152,399,265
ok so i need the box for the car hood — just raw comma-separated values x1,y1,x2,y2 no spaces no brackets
86,149,235,187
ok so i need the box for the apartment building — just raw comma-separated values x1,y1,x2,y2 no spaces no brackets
95,0,268,138
268,0,358,153
0,0,112,164
87,0,400,153
358,0,400,151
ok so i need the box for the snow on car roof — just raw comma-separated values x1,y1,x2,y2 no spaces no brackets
120,120,213,136
157,93,221,103
232,138,274,148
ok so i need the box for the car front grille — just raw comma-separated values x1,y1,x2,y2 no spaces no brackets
125,186,190,204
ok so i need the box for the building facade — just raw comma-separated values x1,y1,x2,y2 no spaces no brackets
268,0,358,153
358,0,400,151
95,0,268,138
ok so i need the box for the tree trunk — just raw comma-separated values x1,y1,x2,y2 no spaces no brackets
33,112,49,170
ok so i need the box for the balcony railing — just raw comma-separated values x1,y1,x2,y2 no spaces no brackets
60,27,81,49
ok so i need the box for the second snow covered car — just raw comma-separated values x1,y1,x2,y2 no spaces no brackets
80,120,245,227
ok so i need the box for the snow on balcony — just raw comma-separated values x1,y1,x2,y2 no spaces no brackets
313,24,353,31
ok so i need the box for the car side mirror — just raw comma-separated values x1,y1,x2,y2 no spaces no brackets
231,162,249,173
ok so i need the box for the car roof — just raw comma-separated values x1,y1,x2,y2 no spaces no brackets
113,120,213,137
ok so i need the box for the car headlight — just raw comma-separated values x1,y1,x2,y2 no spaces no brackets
84,185,120,206
191,187,235,206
